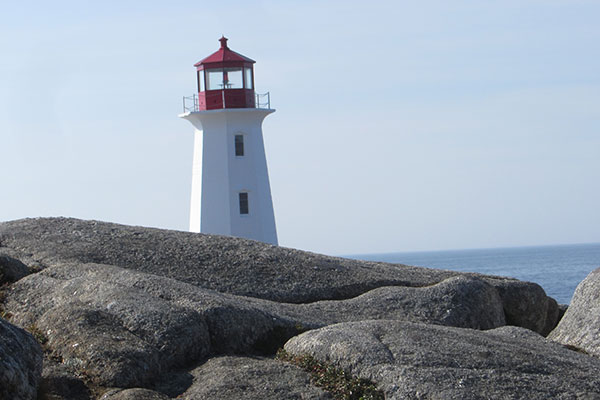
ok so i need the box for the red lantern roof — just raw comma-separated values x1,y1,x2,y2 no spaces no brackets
194,36,255,68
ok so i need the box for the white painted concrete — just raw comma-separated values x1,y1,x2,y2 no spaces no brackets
189,128,203,233
180,108,278,245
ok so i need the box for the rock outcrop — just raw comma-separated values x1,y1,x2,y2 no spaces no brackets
179,356,330,399
0,217,585,399
285,320,600,399
0,217,559,334
3,262,511,389
0,317,43,400
549,267,600,357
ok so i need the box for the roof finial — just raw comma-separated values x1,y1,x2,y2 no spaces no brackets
219,36,229,49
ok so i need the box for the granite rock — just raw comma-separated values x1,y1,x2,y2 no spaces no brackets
0,217,452,303
284,320,600,399
5,266,212,388
277,275,507,330
549,267,600,357
0,317,43,400
38,360,91,400
4,262,516,392
0,253,30,284
0,217,577,399
0,217,560,335
180,356,330,399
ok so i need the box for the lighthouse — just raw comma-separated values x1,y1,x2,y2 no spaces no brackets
179,37,278,245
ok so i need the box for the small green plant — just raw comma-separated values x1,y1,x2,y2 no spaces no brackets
276,348,384,400
0,284,11,320
27,324,48,346
0,309,12,320
29,264,44,273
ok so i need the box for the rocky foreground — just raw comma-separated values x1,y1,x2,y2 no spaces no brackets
0,217,599,399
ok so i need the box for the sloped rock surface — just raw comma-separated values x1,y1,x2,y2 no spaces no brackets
0,217,560,334
284,320,600,399
549,267,600,357
0,317,43,400
100,388,169,400
0,217,452,303
180,356,330,399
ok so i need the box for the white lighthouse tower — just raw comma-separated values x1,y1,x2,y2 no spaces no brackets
179,37,278,245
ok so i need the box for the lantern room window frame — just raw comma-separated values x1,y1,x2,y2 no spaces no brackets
198,67,253,93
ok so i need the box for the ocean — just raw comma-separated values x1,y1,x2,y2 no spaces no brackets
348,243,600,305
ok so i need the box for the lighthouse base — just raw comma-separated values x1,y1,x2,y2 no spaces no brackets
181,108,278,245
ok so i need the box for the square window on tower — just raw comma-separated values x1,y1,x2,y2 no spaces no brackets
239,192,249,214
235,134,244,156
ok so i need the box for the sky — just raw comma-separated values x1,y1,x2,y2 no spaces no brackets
1,0,599,255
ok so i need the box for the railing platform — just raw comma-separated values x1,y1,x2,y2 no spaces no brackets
182,92,271,113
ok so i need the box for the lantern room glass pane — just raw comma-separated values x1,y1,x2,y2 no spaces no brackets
206,68,244,90
244,68,253,89
206,69,223,90
198,70,205,92
224,68,243,89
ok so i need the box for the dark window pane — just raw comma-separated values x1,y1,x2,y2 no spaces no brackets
239,192,249,214
235,135,244,156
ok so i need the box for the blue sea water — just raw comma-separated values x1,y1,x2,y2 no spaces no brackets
349,243,600,305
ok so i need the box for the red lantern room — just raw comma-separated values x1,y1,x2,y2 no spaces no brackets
194,36,256,110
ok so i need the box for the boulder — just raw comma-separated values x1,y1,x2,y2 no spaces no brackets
284,320,600,399
549,267,600,357
0,253,29,284
277,275,506,330
0,317,43,400
5,267,212,388
0,217,560,334
491,279,560,336
179,356,330,399
39,360,91,400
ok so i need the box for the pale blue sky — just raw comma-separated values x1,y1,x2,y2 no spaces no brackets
1,1,599,254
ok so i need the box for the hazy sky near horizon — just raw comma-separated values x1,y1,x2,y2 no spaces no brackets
1,0,599,255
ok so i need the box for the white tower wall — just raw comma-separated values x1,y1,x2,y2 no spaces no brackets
181,108,278,245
